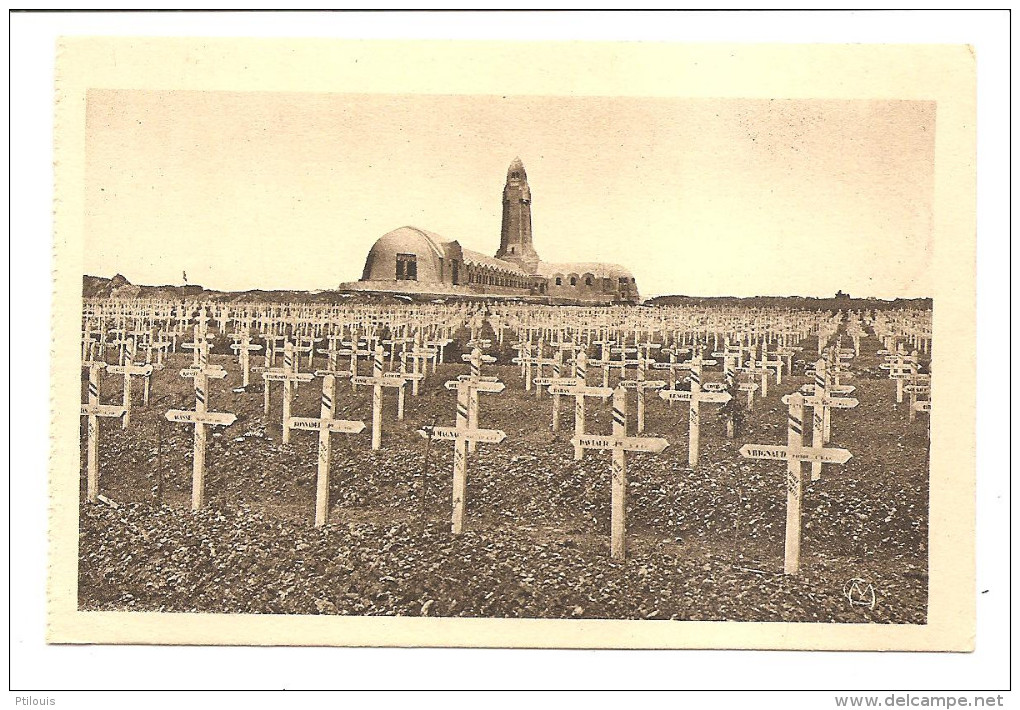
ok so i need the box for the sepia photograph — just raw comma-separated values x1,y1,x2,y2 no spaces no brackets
76,91,936,625
42,30,983,662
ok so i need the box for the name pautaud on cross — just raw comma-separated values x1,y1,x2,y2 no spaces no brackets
571,386,669,560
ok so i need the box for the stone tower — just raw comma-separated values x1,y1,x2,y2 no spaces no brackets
495,157,540,274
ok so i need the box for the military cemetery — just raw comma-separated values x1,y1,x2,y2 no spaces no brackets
78,291,933,623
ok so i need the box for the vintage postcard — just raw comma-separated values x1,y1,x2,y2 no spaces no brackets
50,38,975,649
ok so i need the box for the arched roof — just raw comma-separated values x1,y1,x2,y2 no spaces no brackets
370,226,456,260
361,226,459,284
536,262,636,280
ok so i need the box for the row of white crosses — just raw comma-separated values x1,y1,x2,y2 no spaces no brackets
80,312,216,502
83,321,162,411
650,343,691,392
80,301,882,567
533,337,798,464
167,320,375,521
88,298,859,358
178,319,377,524
492,305,829,355
428,342,672,561
87,300,845,382
242,324,438,453
542,346,733,467
871,309,932,355
878,347,921,405
877,345,932,427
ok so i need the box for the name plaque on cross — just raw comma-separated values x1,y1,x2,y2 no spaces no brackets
570,386,670,560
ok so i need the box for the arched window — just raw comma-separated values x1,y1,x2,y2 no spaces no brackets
555,277,562,286
570,276,577,286
585,276,593,287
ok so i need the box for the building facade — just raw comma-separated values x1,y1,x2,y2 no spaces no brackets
348,158,640,304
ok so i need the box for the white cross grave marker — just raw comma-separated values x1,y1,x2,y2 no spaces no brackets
789,358,859,480
421,377,507,534
548,350,614,459
230,334,263,387
80,362,126,503
459,346,498,452
658,355,731,467
619,361,666,434
261,341,315,444
740,392,852,574
350,345,407,451
104,361,154,430
287,374,366,527
167,359,236,511
570,386,669,560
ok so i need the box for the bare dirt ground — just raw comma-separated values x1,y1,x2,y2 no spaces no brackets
78,333,929,622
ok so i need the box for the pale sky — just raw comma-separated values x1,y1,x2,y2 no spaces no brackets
84,91,935,299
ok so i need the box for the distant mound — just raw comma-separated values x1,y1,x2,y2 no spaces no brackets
82,275,421,306
645,294,933,311
83,274,140,299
